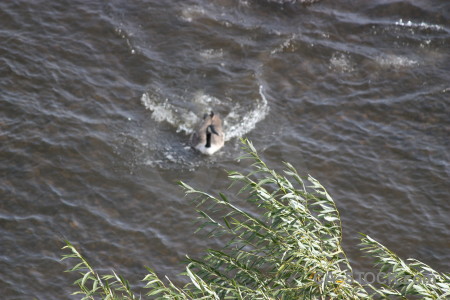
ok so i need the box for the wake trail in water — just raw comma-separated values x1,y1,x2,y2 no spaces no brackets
223,85,269,141
140,93,200,135
140,85,269,142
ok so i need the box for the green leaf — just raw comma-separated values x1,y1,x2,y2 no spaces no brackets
81,271,91,287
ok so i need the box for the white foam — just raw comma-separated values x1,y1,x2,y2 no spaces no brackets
223,85,270,141
329,53,354,72
395,19,444,31
271,35,297,55
140,93,199,134
192,92,222,106
375,54,418,68
199,49,224,60
180,6,206,23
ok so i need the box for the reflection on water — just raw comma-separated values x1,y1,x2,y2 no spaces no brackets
0,0,449,298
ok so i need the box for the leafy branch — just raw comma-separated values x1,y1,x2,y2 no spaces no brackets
62,138,449,299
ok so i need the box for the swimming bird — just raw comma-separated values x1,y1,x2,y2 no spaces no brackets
190,112,225,155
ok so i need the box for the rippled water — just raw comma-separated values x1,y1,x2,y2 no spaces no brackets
1,0,449,298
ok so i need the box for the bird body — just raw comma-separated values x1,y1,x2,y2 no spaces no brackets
191,112,225,155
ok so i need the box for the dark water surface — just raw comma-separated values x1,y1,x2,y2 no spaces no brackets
1,0,449,298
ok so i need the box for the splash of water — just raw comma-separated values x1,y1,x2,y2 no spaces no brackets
223,85,270,141
140,85,269,141
141,93,200,134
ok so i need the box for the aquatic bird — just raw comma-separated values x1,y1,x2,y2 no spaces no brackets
190,112,225,155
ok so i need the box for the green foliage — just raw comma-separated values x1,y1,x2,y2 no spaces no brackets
360,235,450,299
62,139,449,299
62,241,138,300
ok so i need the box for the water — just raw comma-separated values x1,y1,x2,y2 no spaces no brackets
1,0,449,298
